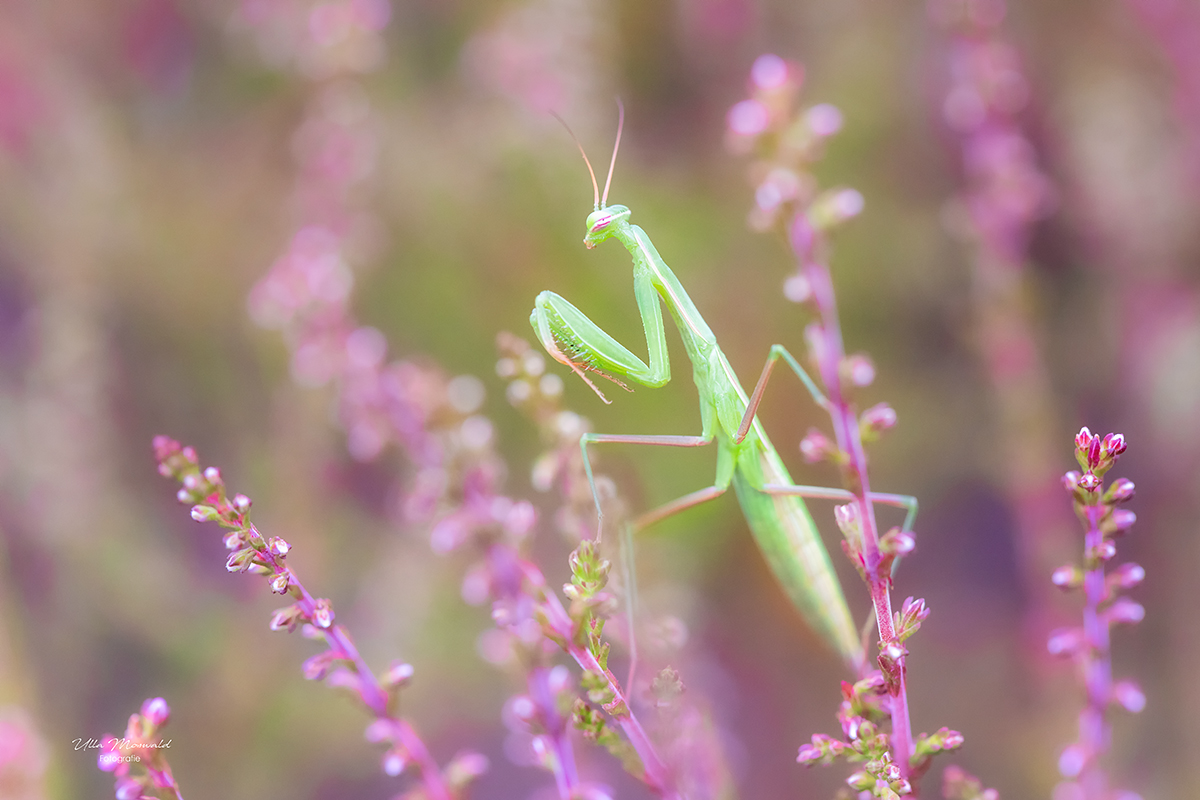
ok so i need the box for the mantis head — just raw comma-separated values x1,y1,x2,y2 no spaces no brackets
584,204,631,249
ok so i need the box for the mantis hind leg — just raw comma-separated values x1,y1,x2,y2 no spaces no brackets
763,484,921,534
736,344,828,443
579,431,732,694
762,483,920,533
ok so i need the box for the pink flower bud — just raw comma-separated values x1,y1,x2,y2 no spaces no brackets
270,572,289,594
383,661,415,688
1106,478,1135,503
783,272,812,303
881,528,916,556
1112,679,1145,713
226,548,254,573
180,446,198,464
843,355,875,387
834,503,860,538
176,488,191,504
509,695,537,722
301,650,337,681
504,501,537,537
1087,435,1102,469
1103,432,1126,458
383,748,408,777
727,99,770,137
1062,471,1081,492
1105,598,1144,625
1058,743,1086,777
1075,427,1092,450
233,494,252,512
203,466,221,483
1047,627,1083,657
847,769,873,790
941,728,965,748
140,697,170,728
1111,509,1136,532
1094,540,1116,561
806,103,843,136
799,429,834,463
796,743,821,764
446,750,490,783
751,53,792,90
1108,562,1145,590
1077,472,1101,492
269,604,302,632
190,505,218,523
114,777,143,800
364,719,395,743
268,537,290,557
1051,564,1082,590
312,598,335,628
860,402,897,434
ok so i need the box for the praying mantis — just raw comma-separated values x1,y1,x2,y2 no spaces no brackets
529,109,917,674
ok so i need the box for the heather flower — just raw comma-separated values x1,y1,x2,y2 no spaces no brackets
1050,430,1143,800
151,438,465,799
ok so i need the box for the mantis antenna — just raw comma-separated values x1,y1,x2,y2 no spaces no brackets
601,98,624,209
552,100,625,210
550,112,600,210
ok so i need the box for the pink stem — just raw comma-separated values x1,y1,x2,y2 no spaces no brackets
528,665,582,798
1078,505,1112,799
805,258,915,780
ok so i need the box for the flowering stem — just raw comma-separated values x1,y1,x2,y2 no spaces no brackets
532,571,681,799
805,256,915,778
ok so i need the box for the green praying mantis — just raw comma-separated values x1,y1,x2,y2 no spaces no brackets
529,108,917,675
